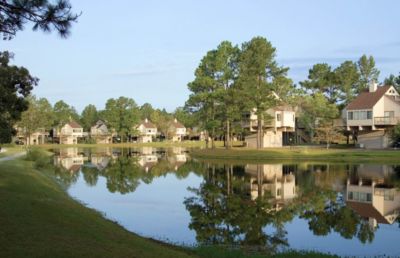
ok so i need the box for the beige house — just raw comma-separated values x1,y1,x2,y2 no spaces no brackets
243,105,296,148
245,164,297,209
90,120,112,144
136,118,157,143
346,176,400,229
169,118,186,142
344,83,400,148
53,121,85,145
16,127,49,145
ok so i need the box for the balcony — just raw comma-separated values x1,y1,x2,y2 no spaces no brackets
374,116,400,125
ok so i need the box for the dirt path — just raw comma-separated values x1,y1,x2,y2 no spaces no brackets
0,151,26,162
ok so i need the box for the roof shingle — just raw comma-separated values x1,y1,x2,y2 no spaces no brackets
346,86,391,110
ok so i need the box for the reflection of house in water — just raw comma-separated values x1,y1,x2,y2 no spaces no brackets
346,165,400,228
245,164,297,208
167,147,187,171
90,149,111,171
138,147,158,172
54,148,87,173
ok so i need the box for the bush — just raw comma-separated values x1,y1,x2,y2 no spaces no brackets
390,124,400,147
25,147,52,169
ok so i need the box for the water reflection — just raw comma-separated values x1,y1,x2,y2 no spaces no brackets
52,148,400,256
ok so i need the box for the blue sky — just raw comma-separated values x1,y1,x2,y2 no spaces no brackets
2,0,400,112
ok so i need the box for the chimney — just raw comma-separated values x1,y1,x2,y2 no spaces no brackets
174,118,177,123
145,118,148,123
369,81,378,92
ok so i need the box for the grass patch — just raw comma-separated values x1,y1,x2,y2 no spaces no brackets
191,147,400,164
193,246,338,258
0,158,196,258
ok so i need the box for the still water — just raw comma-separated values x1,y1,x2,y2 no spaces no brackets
52,147,400,256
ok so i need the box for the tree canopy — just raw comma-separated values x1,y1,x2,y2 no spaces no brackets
0,51,37,143
0,0,79,40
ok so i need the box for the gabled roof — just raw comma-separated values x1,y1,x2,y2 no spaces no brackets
93,120,107,129
67,121,82,129
347,201,390,224
141,120,156,129
171,120,185,129
346,85,391,110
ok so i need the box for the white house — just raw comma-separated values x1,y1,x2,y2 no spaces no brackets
243,105,296,148
16,127,49,145
90,120,112,144
169,118,186,142
344,83,400,148
53,121,85,145
136,118,157,143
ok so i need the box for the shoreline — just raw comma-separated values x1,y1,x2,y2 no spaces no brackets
190,147,400,164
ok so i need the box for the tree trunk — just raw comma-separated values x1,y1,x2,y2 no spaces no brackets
211,128,215,149
257,114,264,149
225,120,230,149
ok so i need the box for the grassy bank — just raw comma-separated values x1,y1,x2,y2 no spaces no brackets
0,157,196,258
191,147,400,164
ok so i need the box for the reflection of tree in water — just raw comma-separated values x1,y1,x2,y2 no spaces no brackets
185,163,381,253
102,156,143,194
184,164,290,254
55,148,199,195
296,164,375,244
80,166,99,186
54,166,80,188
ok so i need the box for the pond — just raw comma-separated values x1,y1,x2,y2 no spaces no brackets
51,147,400,257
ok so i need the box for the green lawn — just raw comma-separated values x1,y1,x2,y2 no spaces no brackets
191,147,400,163
0,158,196,258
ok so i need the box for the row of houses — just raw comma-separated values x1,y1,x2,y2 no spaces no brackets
241,82,400,149
15,82,400,148
17,118,187,145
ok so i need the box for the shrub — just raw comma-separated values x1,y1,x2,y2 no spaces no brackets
25,147,52,169
390,124,400,147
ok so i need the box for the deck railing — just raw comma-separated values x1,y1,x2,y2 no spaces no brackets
374,116,400,125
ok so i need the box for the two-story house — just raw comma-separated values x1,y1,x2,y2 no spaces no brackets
243,105,296,148
344,83,400,148
168,118,186,142
53,121,85,145
136,118,157,143
90,120,112,144
15,127,49,145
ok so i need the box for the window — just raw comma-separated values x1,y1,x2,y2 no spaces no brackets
354,111,359,120
367,111,372,119
349,111,372,120
348,112,353,120
384,111,394,117
277,114,281,122
277,188,281,196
